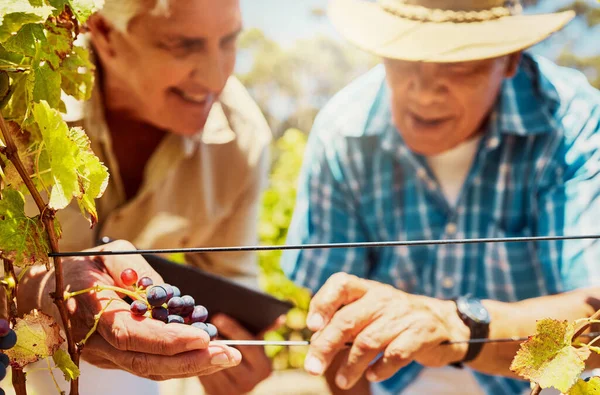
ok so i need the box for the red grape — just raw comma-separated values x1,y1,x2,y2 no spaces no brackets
130,300,148,316
137,277,153,290
120,269,138,286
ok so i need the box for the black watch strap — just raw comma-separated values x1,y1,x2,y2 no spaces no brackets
450,296,490,368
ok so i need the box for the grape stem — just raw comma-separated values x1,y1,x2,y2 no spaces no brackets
0,112,79,395
77,298,117,348
65,285,142,302
47,357,63,395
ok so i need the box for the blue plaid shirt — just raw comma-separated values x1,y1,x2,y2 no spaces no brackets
282,53,600,394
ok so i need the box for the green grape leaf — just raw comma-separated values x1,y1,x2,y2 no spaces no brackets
69,127,108,226
40,24,73,69
2,72,31,124
0,188,50,267
67,0,105,24
0,4,54,43
568,377,600,395
33,102,108,220
31,62,62,109
5,310,64,368
33,100,79,209
2,23,44,58
510,319,591,393
52,348,80,381
60,45,94,101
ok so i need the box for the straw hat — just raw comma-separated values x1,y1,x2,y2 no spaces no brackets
328,0,576,62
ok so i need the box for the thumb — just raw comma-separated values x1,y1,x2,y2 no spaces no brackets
86,240,164,289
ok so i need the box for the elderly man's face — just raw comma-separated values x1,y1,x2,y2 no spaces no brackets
383,55,520,155
92,0,241,136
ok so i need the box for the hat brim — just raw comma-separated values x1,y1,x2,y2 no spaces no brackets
329,0,575,63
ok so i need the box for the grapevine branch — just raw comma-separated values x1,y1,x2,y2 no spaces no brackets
0,113,80,395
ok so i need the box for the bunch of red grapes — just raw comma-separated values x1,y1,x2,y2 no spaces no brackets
120,269,218,339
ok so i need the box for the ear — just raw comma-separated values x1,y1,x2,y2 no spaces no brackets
87,13,117,59
504,52,522,79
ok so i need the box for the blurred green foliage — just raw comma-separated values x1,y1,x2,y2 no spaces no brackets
258,128,313,369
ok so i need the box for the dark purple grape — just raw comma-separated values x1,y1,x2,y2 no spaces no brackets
171,286,181,298
0,319,9,337
167,297,184,315
162,284,175,302
0,363,5,381
151,307,169,323
130,300,148,316
0,387,5,395
180,295,195,317
137,277,154,290
0,330,17,350
190,305,208,323
167,315,185,324
192,322,208,330
146,286,168,307
0,353,9,368
205,323,218,340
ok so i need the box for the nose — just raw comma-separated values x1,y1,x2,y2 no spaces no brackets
189,49,229,93
408,63,446,106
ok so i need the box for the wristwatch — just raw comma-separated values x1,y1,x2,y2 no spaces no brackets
451,295,491,368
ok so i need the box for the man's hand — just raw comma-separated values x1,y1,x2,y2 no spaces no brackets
304,273,470,390
199,314,276,394
18,240,242,380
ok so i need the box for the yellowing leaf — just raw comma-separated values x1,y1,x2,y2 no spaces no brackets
0,188,50,267
5,310,64,368
0,4,54,42
52,348,80,381
33,100,79,209
1,121,36,191
510,319,591,393
567,377,600,395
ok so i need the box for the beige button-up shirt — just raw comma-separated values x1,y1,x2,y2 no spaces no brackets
55,76,272,288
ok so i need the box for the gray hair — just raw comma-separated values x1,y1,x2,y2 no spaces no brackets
99,0,171,32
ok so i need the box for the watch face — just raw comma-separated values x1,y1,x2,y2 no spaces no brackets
458,297,491,324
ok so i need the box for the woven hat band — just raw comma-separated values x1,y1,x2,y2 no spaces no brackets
379,0,523,22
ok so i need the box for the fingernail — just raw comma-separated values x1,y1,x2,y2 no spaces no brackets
336,374,348,389
210,352,231,365
306,314,324,330
304,355,324,375
366,371,378,382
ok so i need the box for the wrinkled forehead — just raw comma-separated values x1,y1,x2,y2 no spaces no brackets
380,0,517,11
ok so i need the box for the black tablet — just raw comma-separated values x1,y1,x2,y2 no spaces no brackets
143,254,294,336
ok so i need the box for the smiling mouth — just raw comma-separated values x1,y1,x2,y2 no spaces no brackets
172,88,210,105
410,113,452,127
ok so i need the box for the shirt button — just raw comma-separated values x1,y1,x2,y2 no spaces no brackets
487,137,500,149
442,277,454,289
445,222,457,235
